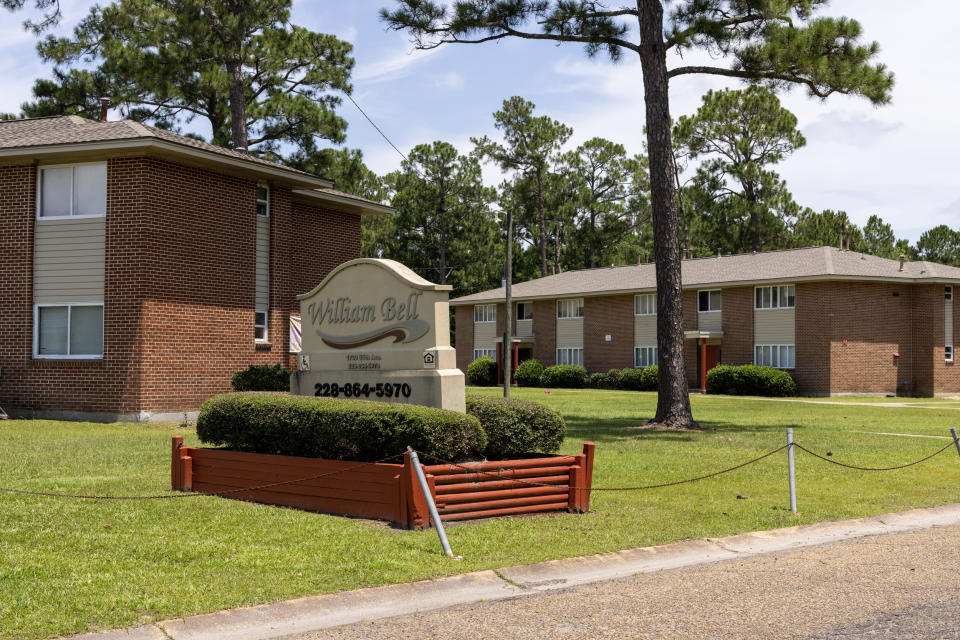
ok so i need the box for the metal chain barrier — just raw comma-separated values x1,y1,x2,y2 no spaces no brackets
792,440,956,471
0,452,407,500
420,444,790,491
1,436,957,501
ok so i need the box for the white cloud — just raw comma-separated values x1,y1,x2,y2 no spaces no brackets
354,45,441,83
434,71,464,91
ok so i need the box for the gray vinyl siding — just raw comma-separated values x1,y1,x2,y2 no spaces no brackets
697,311,722,332
473,320,496,350
33,217,105,304
515,318,533,337
634,315,656,345
556,318,584,348
255,216,270,309
755,308,796,344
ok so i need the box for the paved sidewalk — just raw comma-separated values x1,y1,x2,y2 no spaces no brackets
68,503,960,640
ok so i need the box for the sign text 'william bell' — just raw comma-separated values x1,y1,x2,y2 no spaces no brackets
307,292,423,326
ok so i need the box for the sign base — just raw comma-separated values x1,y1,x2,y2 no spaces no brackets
290,369,466,413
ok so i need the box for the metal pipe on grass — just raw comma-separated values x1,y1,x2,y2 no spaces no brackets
787,428,797,513
407,446,458,559
951,428,960,457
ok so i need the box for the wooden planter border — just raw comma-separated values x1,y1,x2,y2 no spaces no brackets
172,437,594,529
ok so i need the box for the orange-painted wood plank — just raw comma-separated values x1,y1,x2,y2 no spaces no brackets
439,502,569,521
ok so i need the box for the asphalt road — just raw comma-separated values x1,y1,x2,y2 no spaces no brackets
304,524,960,640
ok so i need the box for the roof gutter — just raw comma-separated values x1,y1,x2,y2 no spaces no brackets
449,274,960,306
0,138,334,189
292,188,394,217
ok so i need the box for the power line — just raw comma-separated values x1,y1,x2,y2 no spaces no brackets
343,91,409,164
285,19,422,177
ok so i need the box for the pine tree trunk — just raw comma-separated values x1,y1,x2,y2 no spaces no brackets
744,182,760,252
438,179,448,284
637,0,697,429
554,219,562,273
203,3,247,151
589,208,597,268
227,56,248,150
537,165,547,277
504,208,513,398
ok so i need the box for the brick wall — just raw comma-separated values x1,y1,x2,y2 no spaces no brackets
721,286,754,366
532,299,556,366
584,294,633,372
825,282,915,395
793,282,830,395
290,200,362,300
911,283,960,397
934,285,960,395
682,290,698,387
0,156,361,418
134,158,361,413
454,305,473,371
793,281,919,396
0,161,146,415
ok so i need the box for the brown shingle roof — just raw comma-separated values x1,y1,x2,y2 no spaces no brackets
0,115,325,181
451,247,960,305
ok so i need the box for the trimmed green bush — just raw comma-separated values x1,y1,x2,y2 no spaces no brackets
605,369,622,389
706,364,797,397
230,364,291,392
590,369,622,389
640,365,659,391
515,359,545,387
539,364,588,388
706,365,739,394
617,367,644,391
467,356,498,386
466,396,566,459
589,372,609,389
197,392,487,462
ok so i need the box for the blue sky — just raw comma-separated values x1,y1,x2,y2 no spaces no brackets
3,1,958,243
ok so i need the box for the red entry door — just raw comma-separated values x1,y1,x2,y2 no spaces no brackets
699,341,721,390
704,346,720,373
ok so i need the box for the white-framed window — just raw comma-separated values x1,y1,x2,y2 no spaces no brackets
516,302,533,321
754,344,796,369
256,183,270,217
947,346,954,363
634,346,657,368
474,304,496,323
556,347,584,366
473,348,496,360
255,310,268,342
38,162,107,219
698,289,722,312
557,298,584,319
33,303,103,358
946,286,953,301
755,285,796,310
634,293,656,316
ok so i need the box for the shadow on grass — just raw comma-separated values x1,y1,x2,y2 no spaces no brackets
565,417,808,444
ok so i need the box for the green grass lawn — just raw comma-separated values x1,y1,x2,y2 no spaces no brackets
4,389,960,639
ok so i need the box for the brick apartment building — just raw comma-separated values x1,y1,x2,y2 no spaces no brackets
451,247,960,396
0,115,390,421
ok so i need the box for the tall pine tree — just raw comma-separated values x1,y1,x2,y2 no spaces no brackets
32,0,353,156
382,0,893,428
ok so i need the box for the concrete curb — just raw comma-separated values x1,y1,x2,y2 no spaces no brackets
67,502,960,640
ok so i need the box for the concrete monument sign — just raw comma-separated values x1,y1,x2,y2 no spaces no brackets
290,258,465,412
